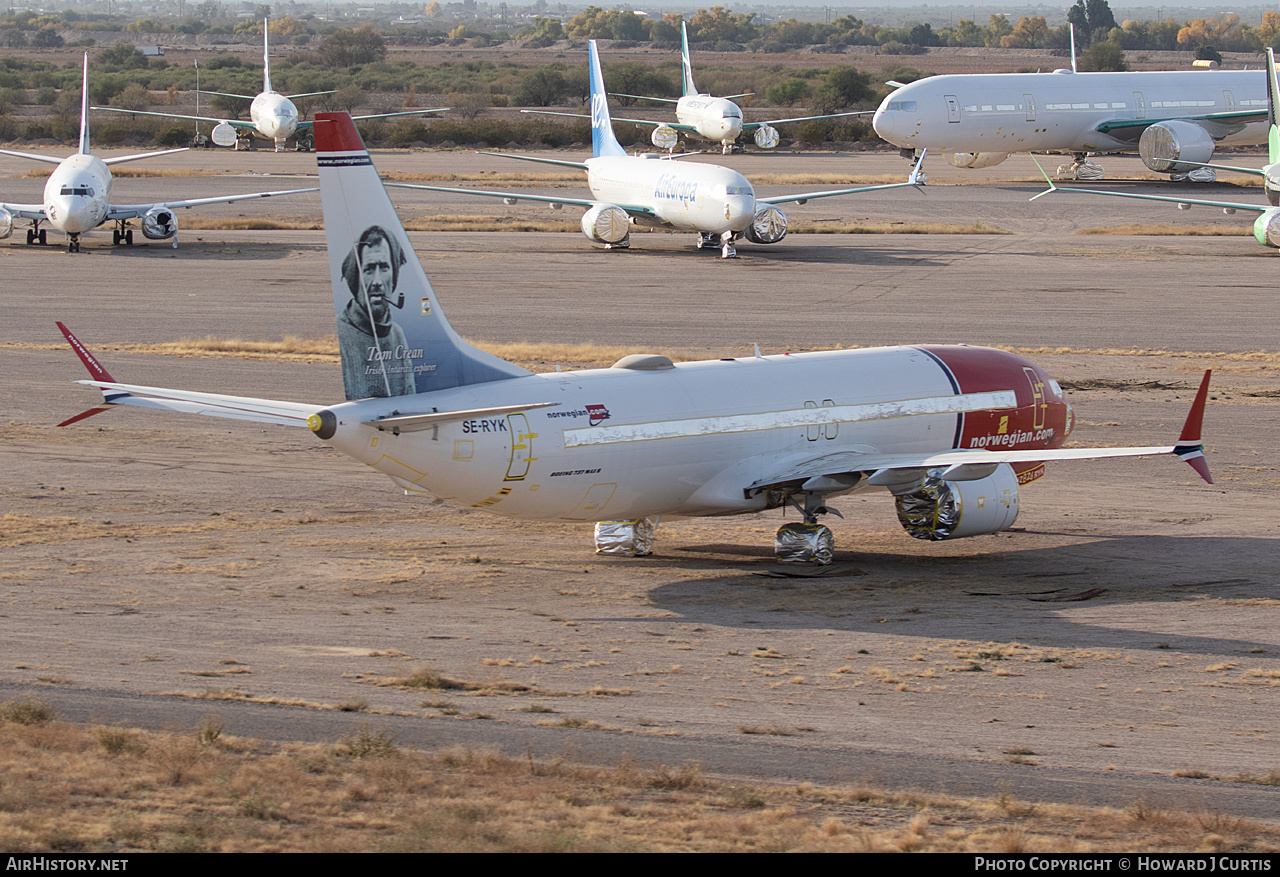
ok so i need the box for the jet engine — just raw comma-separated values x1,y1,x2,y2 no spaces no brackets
743,206,787,244
753,125,780,149
141,206,177,240
894,463,1020,541
650,125,679,151
0,208,12,240
580,204,630,244
1252,207,1280,248
1139,120,1215,174
949,152,1009,169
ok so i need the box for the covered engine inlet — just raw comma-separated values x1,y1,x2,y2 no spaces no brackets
0,208,12,240
1139,120,1216,175
141,206,177,240
895,464,1020,541
744,206,787,244
580,203,630,245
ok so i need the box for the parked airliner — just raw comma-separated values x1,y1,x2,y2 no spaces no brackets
0,55,315,252
57,111,1213,562
388,41,924,259
573,22,864,153
874,63,1269,180
1033,49,1280,249
94,21,444,152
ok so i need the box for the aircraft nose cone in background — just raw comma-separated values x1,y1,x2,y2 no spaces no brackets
872,103,895,142
712,99,744,139
725,192,756,231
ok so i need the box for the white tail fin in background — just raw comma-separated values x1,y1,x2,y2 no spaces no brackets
680,22,698,97
78,53,90,155
313,113,529,401
588,41,627,159
263,18,273,94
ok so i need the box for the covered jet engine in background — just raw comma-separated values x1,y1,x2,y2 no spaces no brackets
141,206,177,241
0,208,12,240
744,206,787,244
580,203,631,247
1139,121,1218,181
753,125,780,149
949,152,1009,169
894,463,1021,541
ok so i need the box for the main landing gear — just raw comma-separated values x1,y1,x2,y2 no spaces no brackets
1057,153,1105,181
696,231,737,259
112,226,134,247
295,132,314,152
25,226,47,246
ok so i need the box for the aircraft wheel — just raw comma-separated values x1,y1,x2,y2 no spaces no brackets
25,229,33,245
112,230,120,246
721,243,736,259
774,522,834,565
38,229,47,246
125,230,134,246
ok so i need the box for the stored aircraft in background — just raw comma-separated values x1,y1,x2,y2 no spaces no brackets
57,111,1213,563
94,21,445,152
0,55,316,252
1032,48,1280,249
387,41,924,259
539,22,864,154
874,62,1269,181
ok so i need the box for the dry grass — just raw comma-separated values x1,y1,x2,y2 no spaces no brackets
791,221,1009,235
1076,224,1253,237
2,717,1278,852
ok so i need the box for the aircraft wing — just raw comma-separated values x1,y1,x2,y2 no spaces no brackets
749,370,1213,490
384,181,655,216
105,186,318,221
298,109,448,130
1029,157,1266,213
91,106,258,129
520,108,699,133
757,149,926,206
0,202,48,221
743,111,870,130
1093,109,1268,140
0,147,66,165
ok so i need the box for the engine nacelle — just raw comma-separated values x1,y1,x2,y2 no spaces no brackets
743,206,787,244
949,152,1009,169
580,203,630,244
753,125,780,149
1252,208,1280,248
141,206,177,240
0,208,12,240
650,125,679,151
1139,120,1215,174
894,463,1020,541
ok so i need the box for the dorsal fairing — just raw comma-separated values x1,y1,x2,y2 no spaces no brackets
313,113,529,401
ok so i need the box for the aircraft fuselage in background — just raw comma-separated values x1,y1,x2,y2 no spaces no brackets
587,154,756,236
248,91,299,145
41,154,111,237
874,69,1266,170
675,95,745,143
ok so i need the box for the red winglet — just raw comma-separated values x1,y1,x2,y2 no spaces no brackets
1173,370,1212,484
56,322,116,428
312,112,364,154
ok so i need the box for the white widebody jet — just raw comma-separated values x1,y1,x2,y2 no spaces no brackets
874,64,1269,180
1033,48,1280,249
572,22,865,154
388,40,924,259
58,110,1214,563
94,20,445,152
0,55,316,252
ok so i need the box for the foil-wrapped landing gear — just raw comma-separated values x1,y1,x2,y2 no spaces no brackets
774,522,834,565
594,517,656,556
1057,154,1104,181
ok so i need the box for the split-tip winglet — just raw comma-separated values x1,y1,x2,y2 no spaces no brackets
1028,155,1058,201
1173,369,1213,484
56,322,116,427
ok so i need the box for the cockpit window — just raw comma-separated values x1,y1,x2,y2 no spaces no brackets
59,186,93,196
886,100,918,112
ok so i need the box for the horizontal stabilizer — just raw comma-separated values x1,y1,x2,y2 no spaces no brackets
363,402,560,433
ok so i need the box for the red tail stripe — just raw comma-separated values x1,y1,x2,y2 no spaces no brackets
313,112,364,154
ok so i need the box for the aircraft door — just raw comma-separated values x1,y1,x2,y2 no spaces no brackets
1223,89,1235,112
1022,367,1047,430
945,94,961,123
505,413,535,481
1133,91,1146,120
1024,94,1036,122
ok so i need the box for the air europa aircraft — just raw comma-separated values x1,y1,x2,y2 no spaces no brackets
94,21,444,152
57,111,1214,563
0,55,316,252
388,40,924,259
1032,49,1280,249
553,22,864,154
874,63,1268,181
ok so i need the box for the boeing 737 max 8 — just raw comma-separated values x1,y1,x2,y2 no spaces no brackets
56,111,1213,563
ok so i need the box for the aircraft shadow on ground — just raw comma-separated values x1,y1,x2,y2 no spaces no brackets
602,534,1280,657
84,240,324,261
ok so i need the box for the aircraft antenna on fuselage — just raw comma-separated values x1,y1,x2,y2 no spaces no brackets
78,53,90,155
313,112,530,401
262,18,273,94
680,22,698,97
588,41,627,159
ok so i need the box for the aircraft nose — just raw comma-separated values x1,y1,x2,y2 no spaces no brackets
726,194,755,231
872,107,894,140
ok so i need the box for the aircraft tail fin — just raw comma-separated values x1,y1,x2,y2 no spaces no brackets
680,22,698,97
587,41,626,159
263,18,273,94
1267,48,1279,165
78,53,90,155
313,112,530,401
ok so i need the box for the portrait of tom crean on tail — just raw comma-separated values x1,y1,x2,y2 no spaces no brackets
336,224,417,399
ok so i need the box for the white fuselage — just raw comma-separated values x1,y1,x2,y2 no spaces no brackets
42,153,111,235
873,69,1267,155
585,154,756,234
319,345,1066,523
250,91,299,144
676,95,745,144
